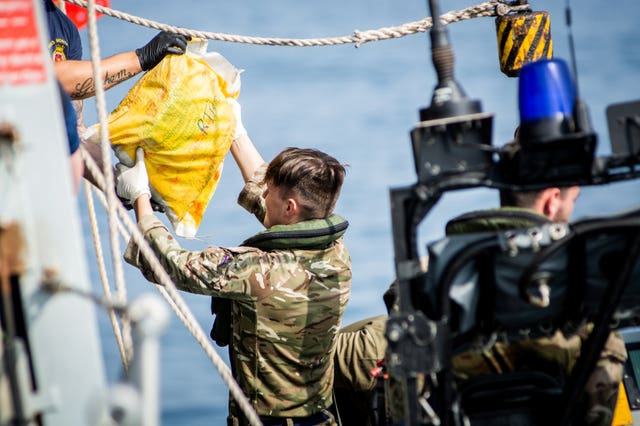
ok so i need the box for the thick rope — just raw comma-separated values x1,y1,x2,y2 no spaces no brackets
86,179,196,355
64,0,529,48
83,177,129,371
84,0,134,363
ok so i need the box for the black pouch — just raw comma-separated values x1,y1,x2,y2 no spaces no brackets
210,296,232,347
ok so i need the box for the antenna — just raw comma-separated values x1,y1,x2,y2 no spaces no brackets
565,0,580,98
564,0,592,133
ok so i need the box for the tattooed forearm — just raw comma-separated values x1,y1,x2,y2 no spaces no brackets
104,69,135,88
70,69,135,99
72,78,95,99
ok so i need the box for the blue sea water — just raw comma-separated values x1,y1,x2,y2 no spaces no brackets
76,1,640,424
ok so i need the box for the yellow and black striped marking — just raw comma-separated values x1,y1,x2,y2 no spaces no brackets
496,11,553,77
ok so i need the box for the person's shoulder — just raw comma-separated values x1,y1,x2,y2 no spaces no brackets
44,0,81,42
44,0,73,26
445,207,549,235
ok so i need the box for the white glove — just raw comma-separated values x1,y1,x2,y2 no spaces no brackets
228,97,247,140
115,147,151,204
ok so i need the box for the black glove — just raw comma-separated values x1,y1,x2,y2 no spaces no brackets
135,31,189,71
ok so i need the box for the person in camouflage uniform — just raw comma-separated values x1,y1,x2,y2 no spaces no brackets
445,185,628,426
333,315,388,425
334,184,627,426
116,99,351,426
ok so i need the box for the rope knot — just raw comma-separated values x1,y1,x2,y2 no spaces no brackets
353,29,365,48
495,1,532,17
495,4,510,16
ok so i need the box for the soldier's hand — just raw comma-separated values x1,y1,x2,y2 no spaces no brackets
136,31,189,71
228,98,247,140
116,147,151,204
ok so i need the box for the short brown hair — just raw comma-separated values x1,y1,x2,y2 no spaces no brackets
499,189,542,209
500,187,571,209
265,147,346,219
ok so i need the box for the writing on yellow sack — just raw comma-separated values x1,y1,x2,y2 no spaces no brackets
87,42,241,238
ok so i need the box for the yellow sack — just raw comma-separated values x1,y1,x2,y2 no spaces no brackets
87,41,241,238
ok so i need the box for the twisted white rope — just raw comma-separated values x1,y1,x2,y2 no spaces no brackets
83,177,129,371
85,177,200,366
64,0,528,48
84,0,134,364
87,180,203,357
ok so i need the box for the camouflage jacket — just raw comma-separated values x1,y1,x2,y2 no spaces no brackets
124,165,352,418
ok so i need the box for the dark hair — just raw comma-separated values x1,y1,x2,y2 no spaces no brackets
500,187,571,209
499,129,566,209
265,147,347,219
499,189,542,209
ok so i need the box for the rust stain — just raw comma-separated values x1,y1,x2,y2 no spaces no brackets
0,122,19,144
0,223,25,295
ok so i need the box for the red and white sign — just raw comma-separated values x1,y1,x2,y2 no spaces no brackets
0,0,47,85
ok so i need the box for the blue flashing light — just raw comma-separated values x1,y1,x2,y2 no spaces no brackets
518,58,576,123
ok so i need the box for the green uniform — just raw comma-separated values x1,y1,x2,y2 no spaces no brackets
447,207,628,426
125,165,352,419
335,207,627,426
333,315,387,425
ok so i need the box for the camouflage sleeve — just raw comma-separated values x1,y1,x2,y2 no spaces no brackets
237,163,267,225
334,315,388,392
124,215,266,299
